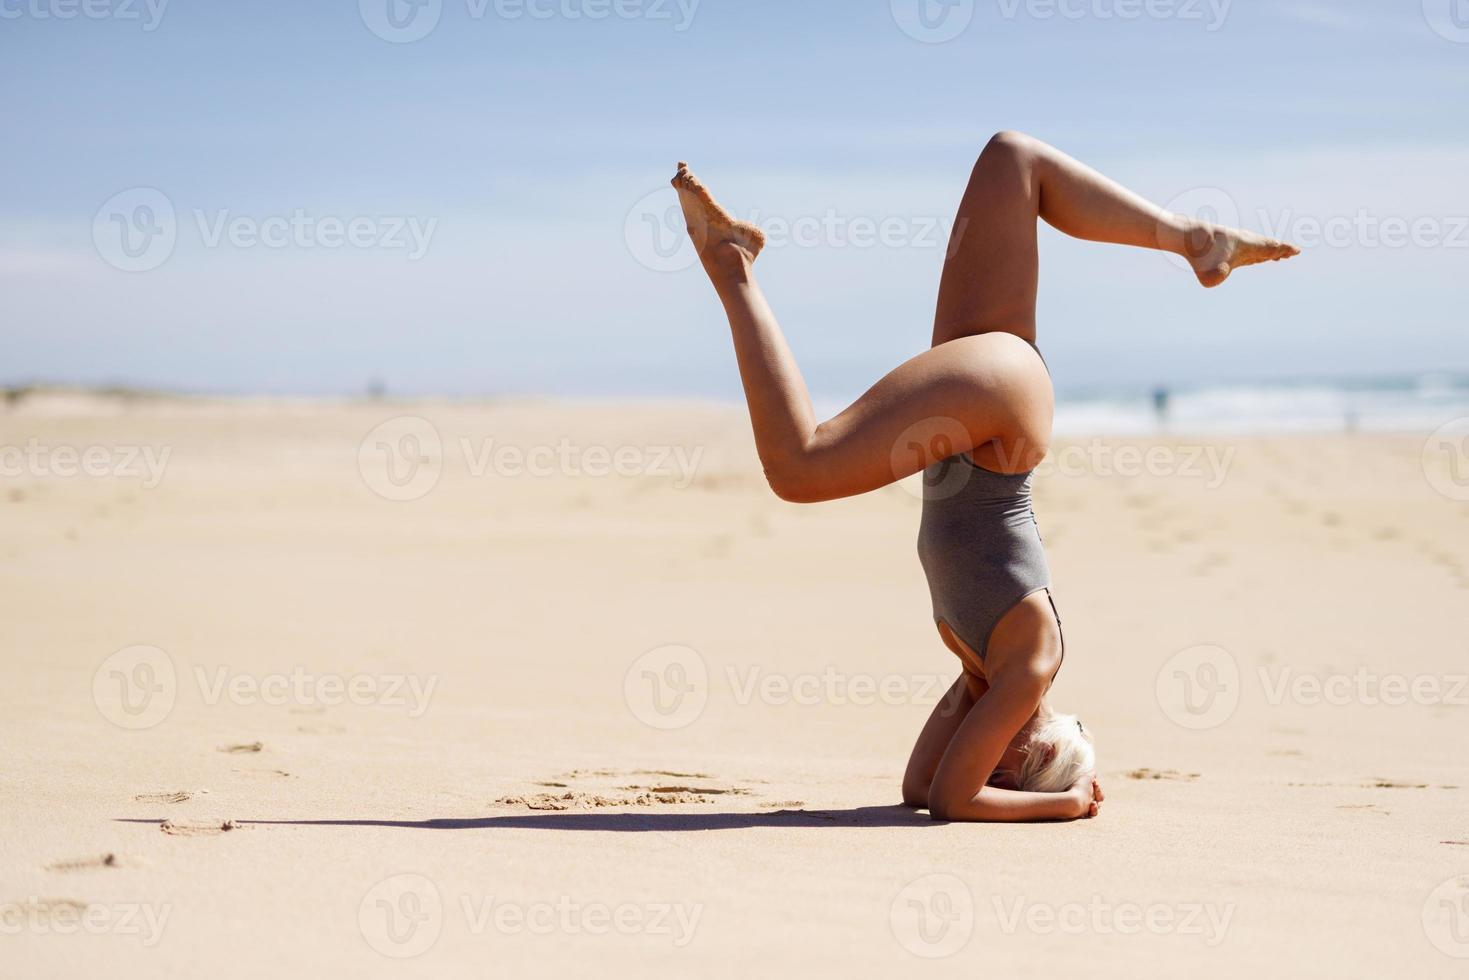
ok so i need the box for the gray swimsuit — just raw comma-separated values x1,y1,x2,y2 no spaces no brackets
916,452,1061,664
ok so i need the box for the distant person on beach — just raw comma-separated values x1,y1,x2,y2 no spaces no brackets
1153,386,1171,428
671,132,1299,821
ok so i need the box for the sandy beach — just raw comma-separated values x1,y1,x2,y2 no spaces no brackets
3,394,1467,977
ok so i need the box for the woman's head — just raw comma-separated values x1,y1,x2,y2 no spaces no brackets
991,713,1095,793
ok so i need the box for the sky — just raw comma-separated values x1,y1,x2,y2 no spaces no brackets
3,0,1467,403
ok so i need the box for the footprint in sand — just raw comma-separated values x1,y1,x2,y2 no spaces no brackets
217,741,264,754
134,791,198,804
559,768,716,780
495,791,717,811
619,784,752,797
159,819,240,836
502,771,757,810
1287,779,1454,790
46,853,124,872
1125,768,1200,782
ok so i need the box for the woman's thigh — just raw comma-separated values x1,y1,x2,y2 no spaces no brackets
931,132,1043,347
793,332,1054,502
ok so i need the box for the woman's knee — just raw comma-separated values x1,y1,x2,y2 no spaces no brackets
981,130,1040,169
901,777,929,810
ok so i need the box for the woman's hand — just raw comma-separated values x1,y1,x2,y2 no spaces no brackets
1069,774,1104,819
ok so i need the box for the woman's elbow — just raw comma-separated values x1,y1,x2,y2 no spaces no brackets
762,459,826,504
926,782,972,822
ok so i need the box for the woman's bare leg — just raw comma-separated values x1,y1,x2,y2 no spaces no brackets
672,164,1053,504
670,136,1297,502
932,131,1301,346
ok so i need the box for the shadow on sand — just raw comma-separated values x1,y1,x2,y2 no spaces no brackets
115,805,938,833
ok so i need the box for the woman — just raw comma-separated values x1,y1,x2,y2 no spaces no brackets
671,132,1298,822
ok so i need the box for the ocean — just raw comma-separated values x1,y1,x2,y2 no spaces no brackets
1047,374,1469,436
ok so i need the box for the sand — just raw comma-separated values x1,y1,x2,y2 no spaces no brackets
2,394,1467,977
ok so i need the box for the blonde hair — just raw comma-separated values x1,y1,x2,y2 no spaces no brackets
1016,714,1096,793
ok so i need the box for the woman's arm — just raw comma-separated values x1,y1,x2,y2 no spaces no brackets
927,668,1098,822
930,777,1100,823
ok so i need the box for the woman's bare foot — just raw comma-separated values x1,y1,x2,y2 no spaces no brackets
1183,221,1301,288
671,162,766,267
